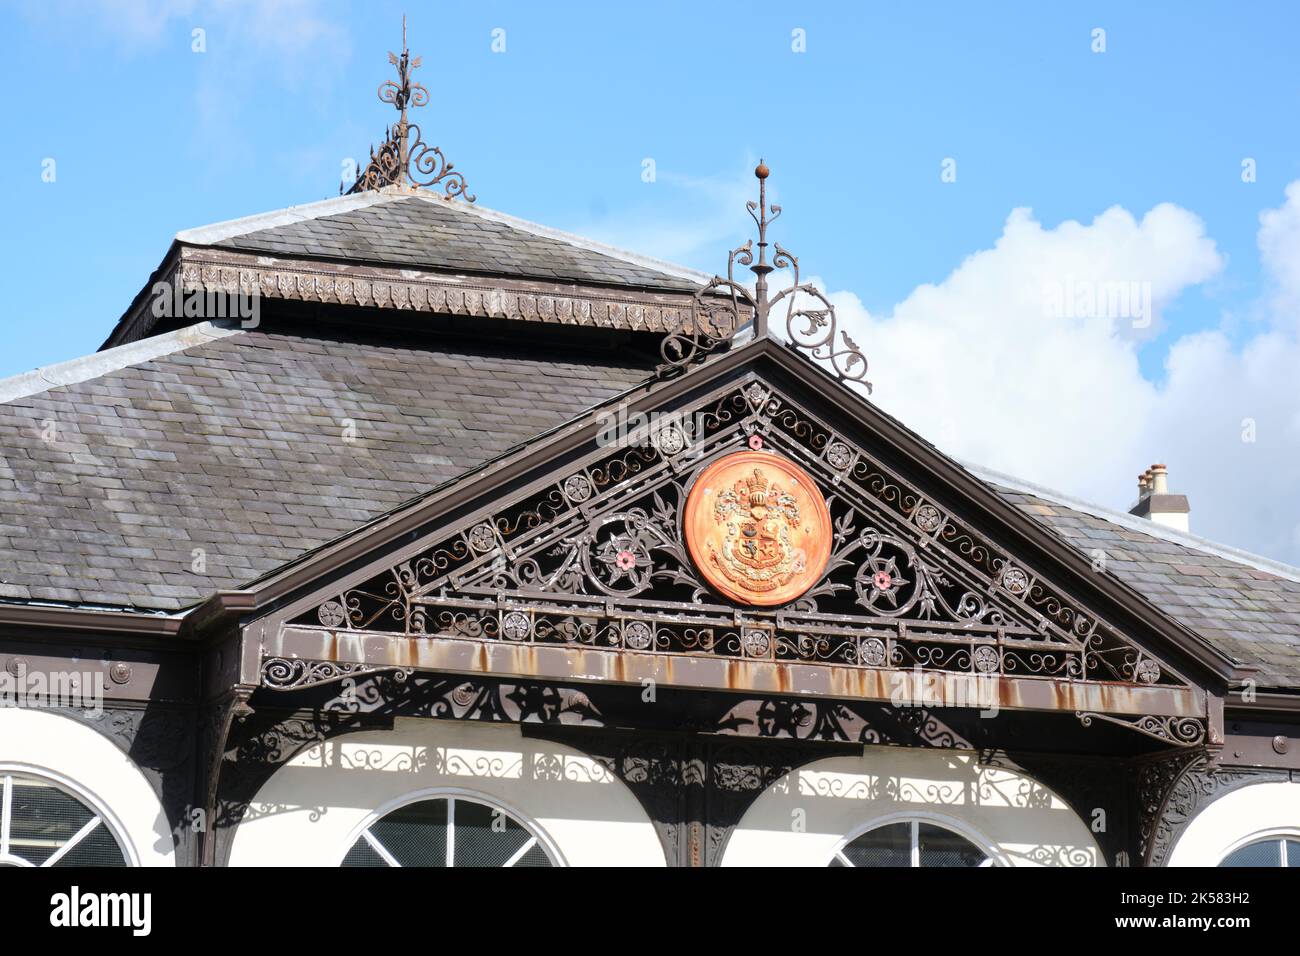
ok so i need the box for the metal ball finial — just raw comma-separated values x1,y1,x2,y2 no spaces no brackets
755,159,770,180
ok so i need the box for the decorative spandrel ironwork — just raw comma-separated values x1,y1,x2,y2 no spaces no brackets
662,162,869,388
345,18,475,201
288,376,1192,696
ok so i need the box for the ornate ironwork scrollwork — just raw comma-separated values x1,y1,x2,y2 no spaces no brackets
345,18,475,201
261,657,405,691
660,161,870,389
1077,711,1207,747
290,379,1192,704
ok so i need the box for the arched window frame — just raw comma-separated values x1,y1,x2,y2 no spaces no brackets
337,786,566,867
0,763,135,868
1217,828,1300,867
829,810,1008,868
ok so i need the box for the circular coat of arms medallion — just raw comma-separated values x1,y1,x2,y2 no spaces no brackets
684,451,833,607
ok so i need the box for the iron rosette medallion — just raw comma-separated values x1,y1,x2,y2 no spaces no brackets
684,450,833,606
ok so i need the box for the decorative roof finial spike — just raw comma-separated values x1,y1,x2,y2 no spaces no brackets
344,18,475,202
657,159,871,392
747,158,779,339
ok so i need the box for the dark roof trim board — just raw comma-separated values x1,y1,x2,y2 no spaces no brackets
207,338,1245,692
102,188,716,349
0,601,182,637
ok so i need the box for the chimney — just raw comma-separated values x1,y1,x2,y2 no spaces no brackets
1129,462,1190,532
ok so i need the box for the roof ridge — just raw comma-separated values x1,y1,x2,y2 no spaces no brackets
410,193,714,286
966,461,1300,584
0,321,244,404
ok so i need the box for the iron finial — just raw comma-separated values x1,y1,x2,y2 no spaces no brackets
658,160,871,391
746,159,780,339
344,18,475,201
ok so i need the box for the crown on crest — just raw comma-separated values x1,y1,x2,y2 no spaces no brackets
739,469,771,507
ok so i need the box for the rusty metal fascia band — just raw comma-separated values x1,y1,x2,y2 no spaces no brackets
269,625,1206,718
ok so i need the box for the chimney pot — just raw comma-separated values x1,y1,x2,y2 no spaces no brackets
1129,462,1188,532
1150,463,1168,494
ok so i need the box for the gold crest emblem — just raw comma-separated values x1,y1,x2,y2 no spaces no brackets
684,451,832,606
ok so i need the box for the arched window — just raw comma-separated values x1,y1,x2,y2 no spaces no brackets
0,772,128,867
342,795,557,867
1219,836,1300,867
831,820,994,867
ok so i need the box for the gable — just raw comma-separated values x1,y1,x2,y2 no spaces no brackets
249,343,1226,745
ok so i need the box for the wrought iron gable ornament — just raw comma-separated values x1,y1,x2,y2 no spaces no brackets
344,18,475,201
282,374,1202,746
661,161,870,389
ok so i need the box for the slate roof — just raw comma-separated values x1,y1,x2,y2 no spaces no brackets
991,483,1300,688
0,325,651,609
6,184,1300,688
182,189,706,292
3,320,1300,683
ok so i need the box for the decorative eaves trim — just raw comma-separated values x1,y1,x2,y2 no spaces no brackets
107,246,711,344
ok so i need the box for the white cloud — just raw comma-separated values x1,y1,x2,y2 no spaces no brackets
624,167,1300,563
1259,180,1300,324
813,187,1300,564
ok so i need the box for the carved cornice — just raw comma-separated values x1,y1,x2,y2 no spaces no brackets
105,239,744,348
161,246,704,333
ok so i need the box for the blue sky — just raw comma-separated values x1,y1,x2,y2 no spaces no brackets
2,1,1294,374
3,1,1300,560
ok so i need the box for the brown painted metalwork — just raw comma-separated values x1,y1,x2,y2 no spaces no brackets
684,450,832,606
345,17,474,200
279,373,1202,739
661,162,870,387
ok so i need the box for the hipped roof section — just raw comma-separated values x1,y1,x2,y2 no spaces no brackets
101,186,719,350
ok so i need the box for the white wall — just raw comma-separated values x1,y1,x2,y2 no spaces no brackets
0,708,177,866
1166,781,1300,866
227,719,665,866
723,746,1100,867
